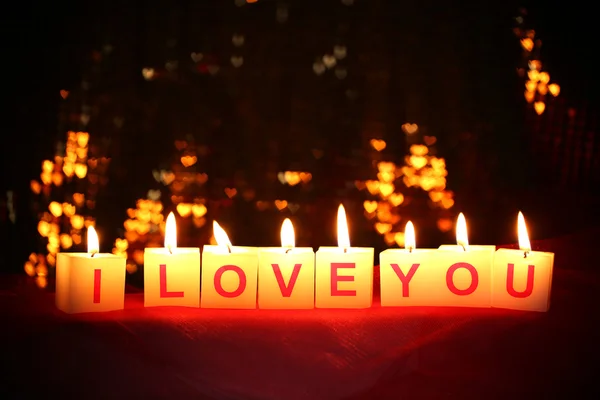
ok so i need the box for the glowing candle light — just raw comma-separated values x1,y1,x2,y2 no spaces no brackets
143,212,201,307
201,221,258,309
492,212,554,312
257,218,315,309
379,221,439,306
56,226,126,313
437,213,496,307
315,204,374,308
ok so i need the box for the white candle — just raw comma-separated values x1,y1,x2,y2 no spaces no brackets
258,218,315,309
437,213,495,307
492,212,554,312
379,221,438,306
201,221,258,309
144,212,201,307
315,204,374,308
56,226,126,314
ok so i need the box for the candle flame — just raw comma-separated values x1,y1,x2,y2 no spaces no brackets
165,212,177,251
213,220,232,248
456,212,469,251
87,226,99,255
405,221,415,251
337,204,350,249
517,211,531,254
281,218,295,248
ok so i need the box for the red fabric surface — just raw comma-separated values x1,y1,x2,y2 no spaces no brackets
2,230,599,399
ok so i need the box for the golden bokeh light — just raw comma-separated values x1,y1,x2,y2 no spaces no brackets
29,129,109,287
515,14,560,111
534,101,545,115
356,123,455,242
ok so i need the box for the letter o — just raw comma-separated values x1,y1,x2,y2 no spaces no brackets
446,262,478,296
214,265,247,298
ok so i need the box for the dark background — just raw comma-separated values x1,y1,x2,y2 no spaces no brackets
5,1,598,182
2,0,599,276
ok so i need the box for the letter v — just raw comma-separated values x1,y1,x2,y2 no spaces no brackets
272,264,302,297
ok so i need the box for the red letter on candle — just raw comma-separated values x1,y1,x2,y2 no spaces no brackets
93,269,101,303
446,262,479,296
506,263,535,298
331,263,356,296
214,265,247,298
390,263,420,297
272,263,302,297
159,264,184,298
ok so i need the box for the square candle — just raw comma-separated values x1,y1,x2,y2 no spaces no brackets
315,247,374,308
56,253,126,314
437,245,496,308
258,247,315,309
144,248,201,308
201,246,258,309
379,248,438,307
492,248,554,312
492,211,555,312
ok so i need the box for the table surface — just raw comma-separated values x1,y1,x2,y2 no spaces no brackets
2,229,599,399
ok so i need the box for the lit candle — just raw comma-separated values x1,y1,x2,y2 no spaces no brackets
379,221,439,306
257,218,315,309
437,212,495,307
143,212,201,307
492,212,554,312
315,204,374,308
56,226,126,314
201,221,258,309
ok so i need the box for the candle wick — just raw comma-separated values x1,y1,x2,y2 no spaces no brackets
90,251,97,258
285,248,292,253
524,250,529,259
227,245,232,254
167,245,173,255
343,247,348,253
461,244,466,252
408,246,413,253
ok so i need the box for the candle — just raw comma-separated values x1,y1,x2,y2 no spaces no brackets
315,204,374,308
201,221,258,309
379,221,438,306
492,212,554,312
56,226,126,314
143,212,201,307
437,213,495,307
257,218,315,309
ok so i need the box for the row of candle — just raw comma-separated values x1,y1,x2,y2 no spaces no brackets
55,206,554,314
